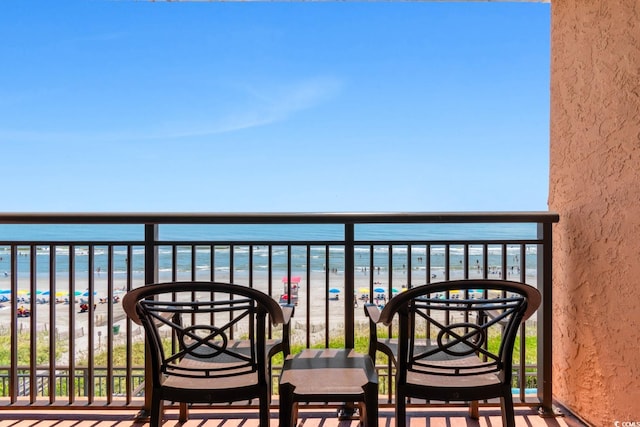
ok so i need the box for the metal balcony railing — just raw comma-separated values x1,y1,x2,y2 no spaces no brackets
0,212,558,415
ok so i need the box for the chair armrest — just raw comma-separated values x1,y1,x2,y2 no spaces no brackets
364,303,382,361
364,303,381,323
281,303,295,325
278,303,295,357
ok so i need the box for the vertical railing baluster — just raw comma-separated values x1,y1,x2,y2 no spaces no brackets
249,245,255,289
406,245,411,290
68,244,76,404
87,244,95,404
538,221,554,416
501,243,508,281
229,244,235,284
444,244,450,281
125,244,133,405
106,245,114,404
142,224,158,415
320,245,329,349
29,246,37,403
49,245,56,404
171,244,177,282
9,245,18,403
212,243,217,282
426,244,432,284
324,245,330,349
344,224,354,349
191,245,197,282
305,245,311,344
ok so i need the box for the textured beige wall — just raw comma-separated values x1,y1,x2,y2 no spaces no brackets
549,0,640,424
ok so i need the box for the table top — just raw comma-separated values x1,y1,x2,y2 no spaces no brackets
279,348,377,396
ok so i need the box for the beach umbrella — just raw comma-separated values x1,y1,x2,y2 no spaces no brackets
329,288,341,294
82,290,97,297
282,276,301,284
391,288,400,293
358,287,369,294
0,289,11,294
374,287,385,294
17,289,30,296
55,290,69,297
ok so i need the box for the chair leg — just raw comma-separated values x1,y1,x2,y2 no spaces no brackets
358,402,367,426
292,402,299,427
501,393,516,427
179,402,188,422
469,400,479,419
150,395,162,427
395,390,406,427
259,391,270,427
363,382,378,427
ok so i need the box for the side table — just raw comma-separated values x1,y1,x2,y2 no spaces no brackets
278,348,378,427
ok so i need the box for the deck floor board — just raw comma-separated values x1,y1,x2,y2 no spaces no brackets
0,405,587,427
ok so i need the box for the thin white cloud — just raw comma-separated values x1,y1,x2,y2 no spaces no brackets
0,76,343,143
155,76,344,139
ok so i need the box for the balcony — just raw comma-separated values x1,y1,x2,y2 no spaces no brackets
0,212,582,425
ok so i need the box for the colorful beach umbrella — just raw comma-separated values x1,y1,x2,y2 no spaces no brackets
374,287,385,293
329,288,341,294
0,289,11,294
358,287,369,294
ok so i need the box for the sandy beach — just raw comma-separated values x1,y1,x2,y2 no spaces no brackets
0,266,535,363
2,270,390,339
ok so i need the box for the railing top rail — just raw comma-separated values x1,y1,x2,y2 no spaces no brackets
0,211,559,225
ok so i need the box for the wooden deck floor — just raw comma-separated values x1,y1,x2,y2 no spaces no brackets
0,405,588,427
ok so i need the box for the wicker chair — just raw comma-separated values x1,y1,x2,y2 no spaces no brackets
365,279,541,427
122,281,293,426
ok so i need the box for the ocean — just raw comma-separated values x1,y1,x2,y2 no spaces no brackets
0,223,539,282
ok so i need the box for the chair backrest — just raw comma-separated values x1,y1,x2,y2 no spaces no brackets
377,279,540,385
122,281,285,388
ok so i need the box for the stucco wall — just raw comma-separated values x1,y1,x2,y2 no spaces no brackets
549,0,640,424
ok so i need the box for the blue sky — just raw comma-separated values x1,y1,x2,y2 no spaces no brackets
0,1,550,213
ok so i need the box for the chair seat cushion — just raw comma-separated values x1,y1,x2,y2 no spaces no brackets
162,368,260,391
406,355,502,389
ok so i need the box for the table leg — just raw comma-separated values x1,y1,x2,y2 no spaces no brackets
279,382,295,427
363,381,378,427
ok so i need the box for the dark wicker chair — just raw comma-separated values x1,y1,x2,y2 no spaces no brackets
365,279,541,427
122,281,293,427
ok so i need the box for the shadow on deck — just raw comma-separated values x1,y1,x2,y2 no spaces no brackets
0,404,588,427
